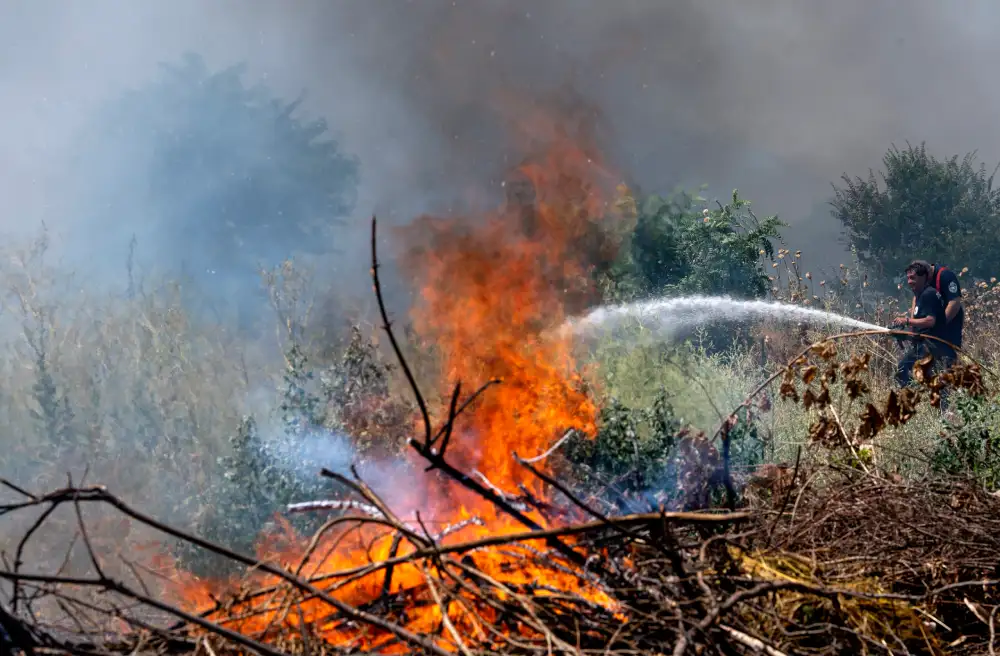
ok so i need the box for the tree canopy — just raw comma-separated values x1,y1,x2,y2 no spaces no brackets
831,142,1000,288
604,188,784,301
72,52,360,309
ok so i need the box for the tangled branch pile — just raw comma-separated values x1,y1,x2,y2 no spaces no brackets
1,462,998,655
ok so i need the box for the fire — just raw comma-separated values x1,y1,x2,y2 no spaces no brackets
163,110,625,652
398,129,617,495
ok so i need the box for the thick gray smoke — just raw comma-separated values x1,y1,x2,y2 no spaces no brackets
3,0,1000,299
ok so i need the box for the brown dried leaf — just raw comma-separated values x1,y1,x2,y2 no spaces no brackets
899,388,920,419
808,413,840,446
803,384,831,410
802,387,816,409
912,353,935,384
882,390,917,427
940,363,985,397
800,365,819,385
815,384,831,408
857,403,885,440
845,378,869,400
810,342,838,361
840,352,871,377
780,368,799,403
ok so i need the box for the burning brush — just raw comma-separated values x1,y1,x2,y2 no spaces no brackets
0,220,997,655
2,118,996,655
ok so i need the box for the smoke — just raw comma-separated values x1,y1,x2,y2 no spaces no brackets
3,0,1000,566
4,1,1000,299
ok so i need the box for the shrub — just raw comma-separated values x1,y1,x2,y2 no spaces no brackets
604,188,783,302
832,142,1000,290
178,324,413,575
560,384,766,512
931,393,1000,491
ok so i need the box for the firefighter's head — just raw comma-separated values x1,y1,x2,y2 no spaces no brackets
905,260,932,294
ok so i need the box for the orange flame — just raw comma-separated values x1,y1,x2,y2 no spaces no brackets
398,128,617,495
162,108,625,652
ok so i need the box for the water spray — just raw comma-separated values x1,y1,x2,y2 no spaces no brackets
561,295,887,340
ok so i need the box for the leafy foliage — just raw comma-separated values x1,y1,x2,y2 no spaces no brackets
26,322,76,467
562,388,765,511
181,326,410,574
317,327,412,459
604,189,784,301
831,142,1000,288
564,391,681,494
931,394,1000,491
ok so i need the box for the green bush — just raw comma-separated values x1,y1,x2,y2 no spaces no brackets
561,376,767,512
931,393,1000,491
832,143,1000,289
562,391,680,499
603,189,783,302
178,325,412,575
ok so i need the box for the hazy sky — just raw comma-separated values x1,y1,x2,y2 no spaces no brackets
3,0,1000,297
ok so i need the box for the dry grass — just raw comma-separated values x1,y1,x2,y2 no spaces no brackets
582,248,1000,482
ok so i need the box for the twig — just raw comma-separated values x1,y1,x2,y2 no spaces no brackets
718,624,788,656
765,445,802,545
285,500,381,517
0,570,288,656
11,502,57,613
520,429,576,464
828,403,870,475
370,215,432,448
408,438,589,567
421,566,473,656
4,486,454,656
989,604,998,656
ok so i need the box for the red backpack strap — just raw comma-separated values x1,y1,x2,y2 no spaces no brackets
935,266,946,293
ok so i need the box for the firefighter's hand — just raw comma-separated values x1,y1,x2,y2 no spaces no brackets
890,316,908,328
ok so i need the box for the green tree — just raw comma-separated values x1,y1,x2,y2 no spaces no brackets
831,143,1000,289
70,52,360,319
604,188,783,301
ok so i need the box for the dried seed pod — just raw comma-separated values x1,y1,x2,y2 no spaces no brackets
844,377,869,400
803,383,831,410
780,368,799,403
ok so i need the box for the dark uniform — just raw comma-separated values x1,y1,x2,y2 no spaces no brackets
932,264,963,363
896,283,948,388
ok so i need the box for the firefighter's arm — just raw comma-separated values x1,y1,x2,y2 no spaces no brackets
894,313,935,330
908,314,936,330
944,298,962,322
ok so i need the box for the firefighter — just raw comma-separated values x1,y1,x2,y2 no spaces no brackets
891,261,949,387
898,260,963,369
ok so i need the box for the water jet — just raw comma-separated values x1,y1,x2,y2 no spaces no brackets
562,295,886,342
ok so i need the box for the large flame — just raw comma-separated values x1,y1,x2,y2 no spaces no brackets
397,123,618,495
164,110,625,652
